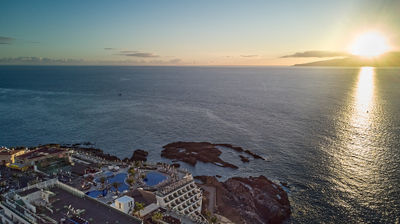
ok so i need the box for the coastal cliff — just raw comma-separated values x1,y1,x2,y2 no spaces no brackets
196,175,291,224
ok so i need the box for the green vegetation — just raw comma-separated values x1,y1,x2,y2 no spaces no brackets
128,167,136,176
99,176,107,187
151,212,163,223
134,202,144,212
204,211,218,223
111,182,121,193
126,177,135,186
134,161,141,168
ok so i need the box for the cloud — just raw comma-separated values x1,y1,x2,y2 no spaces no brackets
168,58,182,63
119,50,135,53
0,56,182,65
116,51,159,58
240,55,258,58
104,48,115,50
0,36,14,44
294,51,400,67
281,51,350,58
0,57,84,65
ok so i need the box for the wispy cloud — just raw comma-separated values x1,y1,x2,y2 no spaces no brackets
168,58,182,63
0,57,84,64
0,36,14,44
104,47,115,50
241,54,258,58
116,50,159,58
119,50,135,53
0,56,182,65
281,50,350,58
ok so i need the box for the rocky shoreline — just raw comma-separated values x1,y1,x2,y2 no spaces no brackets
195,175,291,224
15,142,290,223
63,143,149,163
161,142,239,169
161,141,265,169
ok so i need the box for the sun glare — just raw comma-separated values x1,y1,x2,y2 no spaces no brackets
349,31,390,57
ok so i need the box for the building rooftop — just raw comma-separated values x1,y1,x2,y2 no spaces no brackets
0,149,24,155
139,203,159,217
116,195,134,203
128,189,157,207
44,187,142,224
17,187,40,197
16,147,65,160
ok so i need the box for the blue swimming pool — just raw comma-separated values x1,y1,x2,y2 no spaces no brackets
108,173,129,192
86,189,107,198
144,171,167,186
92,172,129,193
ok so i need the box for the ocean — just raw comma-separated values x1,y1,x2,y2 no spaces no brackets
0,66,399,223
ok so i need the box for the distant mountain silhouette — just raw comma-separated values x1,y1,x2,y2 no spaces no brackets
295,51,400,67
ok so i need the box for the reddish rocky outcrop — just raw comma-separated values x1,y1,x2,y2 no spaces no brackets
215,143,265,160
196,175,291,224
161,142,238,169
129,149,149,161
244,149,264,160
239,155,250,163
161,141,266,168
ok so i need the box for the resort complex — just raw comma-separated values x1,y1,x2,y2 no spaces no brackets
0,144,208,224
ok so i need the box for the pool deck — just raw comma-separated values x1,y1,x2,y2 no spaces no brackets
85,167,131,204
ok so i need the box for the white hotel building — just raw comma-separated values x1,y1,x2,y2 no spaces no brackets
155,173,204,222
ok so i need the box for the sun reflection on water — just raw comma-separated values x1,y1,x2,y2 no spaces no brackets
346,66,376,173
354,67,374,119
329,67,380,214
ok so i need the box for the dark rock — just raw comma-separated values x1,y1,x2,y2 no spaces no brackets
171,163,180,168
281,182,289,188
215,143,244,152
73,147,121,162
215,143,264,160
130,149,149,161
161,142,238,169
196,175,291,224
239,155,250,163
244,149,264,160
82,141,94,146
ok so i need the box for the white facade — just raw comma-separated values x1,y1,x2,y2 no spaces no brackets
113,195,135,214
156,174,203,218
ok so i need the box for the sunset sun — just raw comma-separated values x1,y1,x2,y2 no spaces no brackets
349,31,390,57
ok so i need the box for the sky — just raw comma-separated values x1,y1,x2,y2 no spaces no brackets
1,0,399,65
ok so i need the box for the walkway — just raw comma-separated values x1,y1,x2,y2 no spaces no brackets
201,185,216,213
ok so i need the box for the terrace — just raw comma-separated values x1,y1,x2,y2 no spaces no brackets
47,187,142,223
0,179,143,224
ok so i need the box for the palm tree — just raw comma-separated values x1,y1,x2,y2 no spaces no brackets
112,182,121,194
134,161,140,168
99,176,107,188
126,177,135,186
134,202,144,212
151,212,163,223
128,167,136,177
